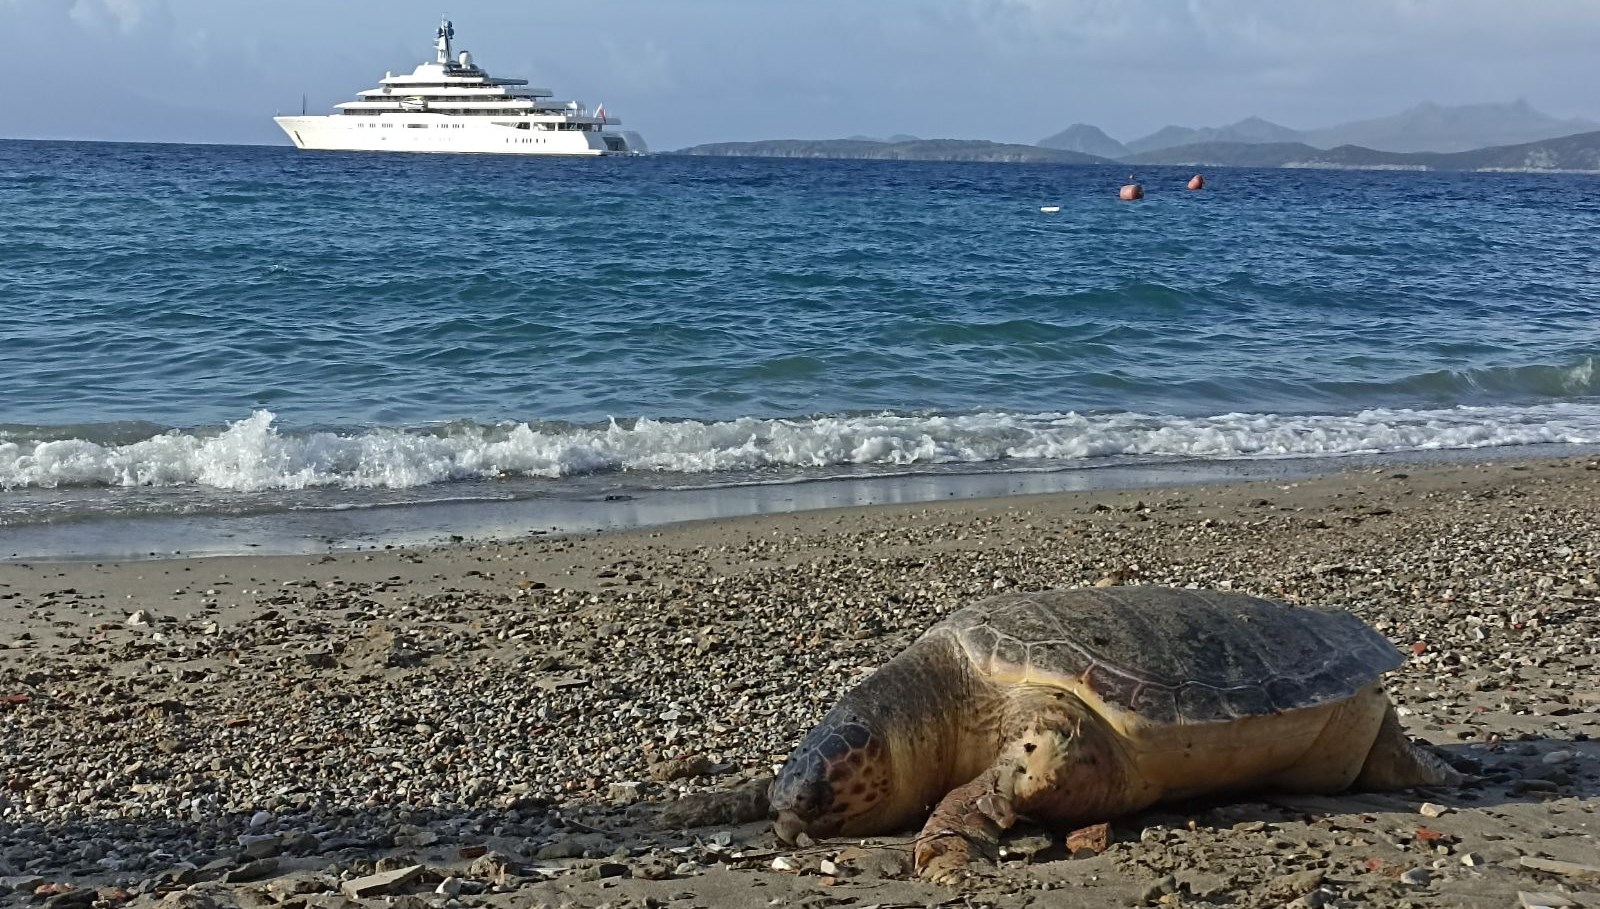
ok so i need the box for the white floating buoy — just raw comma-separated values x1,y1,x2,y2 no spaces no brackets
1039,206,1061,213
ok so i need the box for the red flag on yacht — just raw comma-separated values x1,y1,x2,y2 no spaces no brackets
595,103,607,123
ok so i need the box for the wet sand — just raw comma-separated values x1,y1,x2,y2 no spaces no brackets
1,455,1597,908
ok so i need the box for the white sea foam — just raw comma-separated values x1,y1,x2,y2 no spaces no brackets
2,405,1599,493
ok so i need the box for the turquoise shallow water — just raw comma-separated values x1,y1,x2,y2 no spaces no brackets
1,139,1598,534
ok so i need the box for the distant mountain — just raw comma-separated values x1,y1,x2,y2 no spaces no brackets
1123,141,1336,168
1220,116,1306,145
1122,130,1600,172
1124,117,1300,155
1037,123,1128,159
672,138,1111,164
1123,125,1197,156
670,123,1600,172
1048,101,1600,158
1302,100,1600,153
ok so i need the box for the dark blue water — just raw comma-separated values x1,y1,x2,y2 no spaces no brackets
2,139,1598,531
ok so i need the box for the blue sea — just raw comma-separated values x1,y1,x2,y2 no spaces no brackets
2,139,1598,557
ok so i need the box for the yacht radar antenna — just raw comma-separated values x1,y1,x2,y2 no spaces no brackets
436,18,455,64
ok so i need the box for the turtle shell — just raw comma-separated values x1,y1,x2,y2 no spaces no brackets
936,587,1403,725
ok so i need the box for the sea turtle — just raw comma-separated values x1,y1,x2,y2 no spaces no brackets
769,586,1462,882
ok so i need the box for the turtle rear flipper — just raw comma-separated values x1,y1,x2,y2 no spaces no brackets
1355,704,1469,790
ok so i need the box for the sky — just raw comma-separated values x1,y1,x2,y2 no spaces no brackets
2,0,1599,150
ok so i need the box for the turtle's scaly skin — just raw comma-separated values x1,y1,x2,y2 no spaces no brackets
769,587,1462,883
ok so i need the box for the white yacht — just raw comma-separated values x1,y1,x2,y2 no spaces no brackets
274,20,646,156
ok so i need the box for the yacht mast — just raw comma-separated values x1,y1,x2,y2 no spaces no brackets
435,19,454,65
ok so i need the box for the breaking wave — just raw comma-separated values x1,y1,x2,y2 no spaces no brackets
4,405,1600,493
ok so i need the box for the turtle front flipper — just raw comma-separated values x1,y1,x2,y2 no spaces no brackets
913,766,1017,884
914,689,1138,883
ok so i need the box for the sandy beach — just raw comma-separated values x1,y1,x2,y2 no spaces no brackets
1,455,1597,909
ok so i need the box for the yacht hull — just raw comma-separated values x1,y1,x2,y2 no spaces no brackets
274,115,633,156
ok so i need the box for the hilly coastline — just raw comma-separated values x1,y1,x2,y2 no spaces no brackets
674,130,1600,173
1039,100,1598,157
1123,130,1600,172
673,138,1106,165
675,101,1600,173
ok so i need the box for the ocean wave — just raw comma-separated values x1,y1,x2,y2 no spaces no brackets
3,405,1599,493
1390,356,1600,398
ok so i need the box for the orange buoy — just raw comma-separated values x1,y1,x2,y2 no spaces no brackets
1187,174,1205,191
1119,182,1144,201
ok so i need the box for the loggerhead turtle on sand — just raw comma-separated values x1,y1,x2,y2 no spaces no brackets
769,587,1462,882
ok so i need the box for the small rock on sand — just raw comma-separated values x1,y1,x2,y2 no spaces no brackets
1065,822,1111,857
1519,893,1577,909
648,754,714,781
341,865,424,899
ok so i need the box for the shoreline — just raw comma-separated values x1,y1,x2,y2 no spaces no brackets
5,444,1598,564
1,453,1597,907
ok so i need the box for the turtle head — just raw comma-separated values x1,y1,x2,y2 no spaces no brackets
770,703,895,844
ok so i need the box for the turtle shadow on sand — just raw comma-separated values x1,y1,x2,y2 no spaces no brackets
640,732,1599,897
652,731,1599,835
1276,735,1598,807
1078,737,1593,833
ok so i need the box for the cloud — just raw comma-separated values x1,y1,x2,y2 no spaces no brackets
68,0,152,32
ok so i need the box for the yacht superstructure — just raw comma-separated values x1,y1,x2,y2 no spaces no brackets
274,21,645,156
